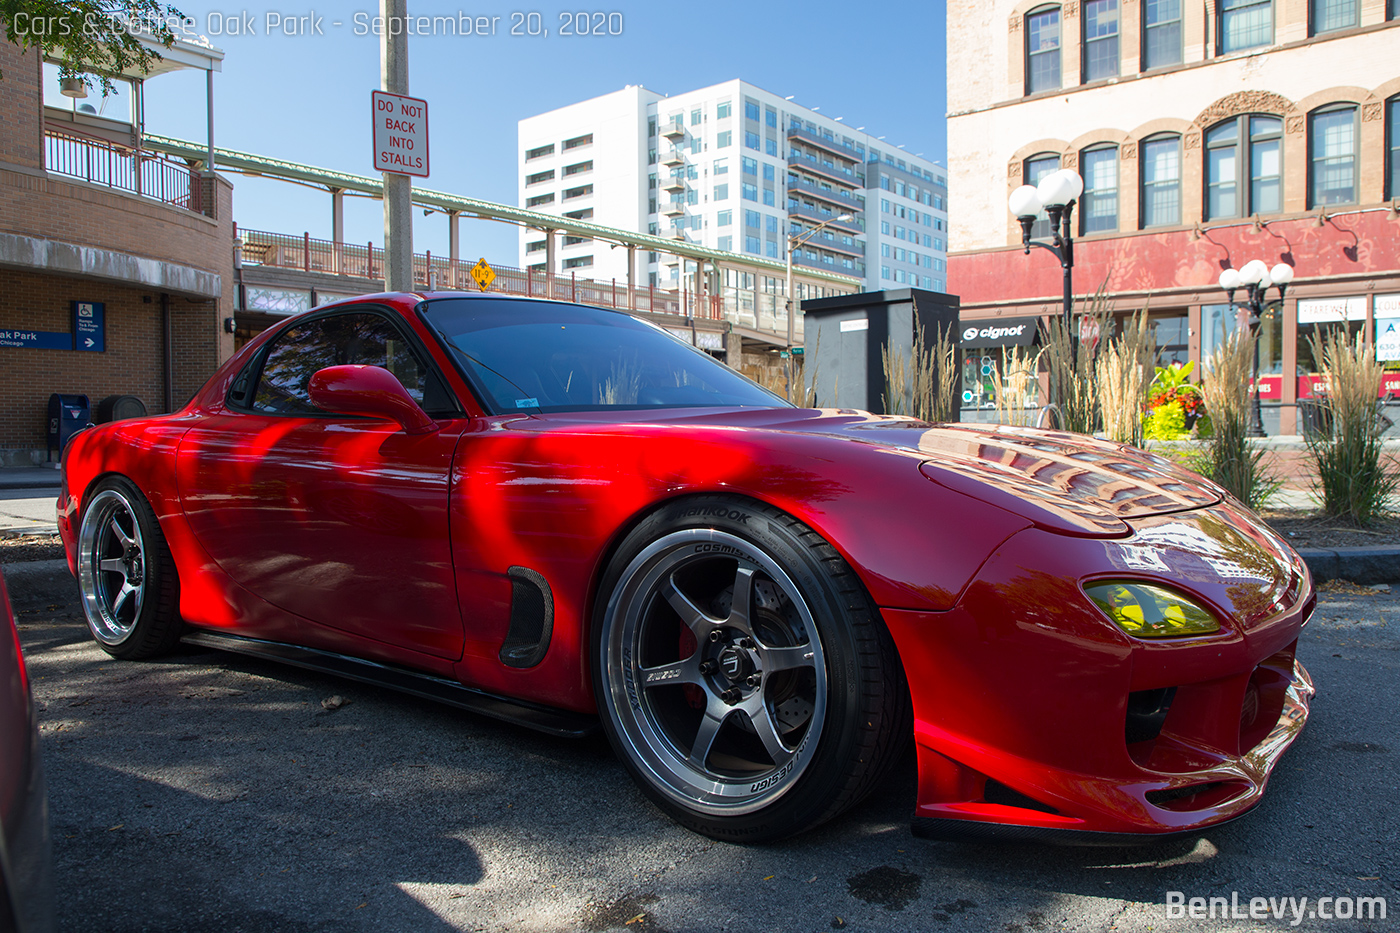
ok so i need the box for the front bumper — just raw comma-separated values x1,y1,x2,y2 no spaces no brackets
884,500,1316,840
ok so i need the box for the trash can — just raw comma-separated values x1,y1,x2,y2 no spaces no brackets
1297,398,1332,440
46,393,90,460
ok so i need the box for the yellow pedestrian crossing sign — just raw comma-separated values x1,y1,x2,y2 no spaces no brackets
471,258,495,292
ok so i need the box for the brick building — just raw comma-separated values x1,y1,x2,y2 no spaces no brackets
947,0,1400,432
0,35,233,463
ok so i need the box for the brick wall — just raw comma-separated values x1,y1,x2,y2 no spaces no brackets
0,270,165,449
0,39,42,170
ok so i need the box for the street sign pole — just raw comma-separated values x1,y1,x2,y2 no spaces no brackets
381,0,413,293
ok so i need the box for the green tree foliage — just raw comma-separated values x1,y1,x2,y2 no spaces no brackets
1,1,186,95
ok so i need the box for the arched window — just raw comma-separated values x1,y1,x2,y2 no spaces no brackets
1205,114,1282,220
1024,152,1061,237
1309,105,1359,207
1026,6,1062,94
1082,0,1120,82
1218,0,1273,53
1143,0,1183,69
1311,0,1358,34
1140,135,1181,228
1080,146,1119,233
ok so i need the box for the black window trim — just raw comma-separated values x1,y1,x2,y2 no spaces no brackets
226,302,465,420
1307,103,1361,209
1024,4,1064,97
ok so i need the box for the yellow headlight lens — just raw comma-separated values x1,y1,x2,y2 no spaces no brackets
1084,581,1220,638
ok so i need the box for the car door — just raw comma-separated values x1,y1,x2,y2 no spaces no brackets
177,306,466,661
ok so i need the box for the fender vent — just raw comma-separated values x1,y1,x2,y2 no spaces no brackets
499,566,554,669
984,779,1060,815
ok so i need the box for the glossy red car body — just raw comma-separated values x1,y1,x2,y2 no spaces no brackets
57,292,1315,842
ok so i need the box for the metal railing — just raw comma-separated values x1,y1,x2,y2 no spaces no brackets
44,129,204,214
235,227,806,340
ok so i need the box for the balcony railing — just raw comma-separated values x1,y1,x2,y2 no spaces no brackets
786,175,863,211
786,152,861,187
786,126,863,164
234,227,845,341
44,129,205,214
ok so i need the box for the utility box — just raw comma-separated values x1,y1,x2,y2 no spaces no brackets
801,288,960,417
47,393,90,460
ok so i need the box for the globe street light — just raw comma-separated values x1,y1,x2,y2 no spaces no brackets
1007,168,1085,339
785,212,855,400
1218,260,1295,437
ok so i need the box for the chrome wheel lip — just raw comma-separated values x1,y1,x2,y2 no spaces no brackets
77,488,147,646
602,528,828,817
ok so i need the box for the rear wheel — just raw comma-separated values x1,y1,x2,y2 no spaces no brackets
76,477,182,659
592,496,909,842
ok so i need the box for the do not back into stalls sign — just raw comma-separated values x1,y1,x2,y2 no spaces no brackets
372,90,429,177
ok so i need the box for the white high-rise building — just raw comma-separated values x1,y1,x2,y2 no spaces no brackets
517,81,948,296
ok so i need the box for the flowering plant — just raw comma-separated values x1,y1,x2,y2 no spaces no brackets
1143,362,1207,439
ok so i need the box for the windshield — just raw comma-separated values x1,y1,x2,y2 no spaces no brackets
421,298,789,414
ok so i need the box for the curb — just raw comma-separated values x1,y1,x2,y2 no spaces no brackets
1296,547,1400,586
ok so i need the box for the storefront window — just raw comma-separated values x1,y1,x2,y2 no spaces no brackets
1150,312,1189,365
1200,303,1240,361
1296,296,1365,398
1373,295,1400,397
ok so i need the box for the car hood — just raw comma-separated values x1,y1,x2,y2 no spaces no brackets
531,407,1223,537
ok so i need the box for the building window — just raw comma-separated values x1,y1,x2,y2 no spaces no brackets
714,183,729,200
716,101,731,119
562,133,593,151
1143,0,1182,69
742,183,758,201
745,210,761,228
1024,153,1060,238
564,208,593,220
745,101,760,121
716,131,732,148
745,132,760,150
717,235,732,251
525,144,554,160
525,170,554,186
717,210,732,226
714,158,728,175
766,139,777,157
1083,0,1119,82
562,256,592,269
1080,145,1119,233
1389,97,1400,199
526,193,554,207
1219,0,1272,53
763,190,775,206
1310,106,1358,206
562,160,592,177
745,236,762,254
562,184,593,200
1026,6,1062,94
1140,135,1181,227
1311,0,1357,34
765,108,777,128
690,108,702,125
1205,114,1282,219
742,157,757,175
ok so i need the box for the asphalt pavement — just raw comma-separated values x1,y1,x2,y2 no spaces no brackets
9,568,1396,932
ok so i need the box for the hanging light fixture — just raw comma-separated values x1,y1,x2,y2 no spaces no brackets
59,76,88,99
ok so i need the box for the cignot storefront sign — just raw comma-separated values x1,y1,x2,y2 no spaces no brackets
960,316,1040,347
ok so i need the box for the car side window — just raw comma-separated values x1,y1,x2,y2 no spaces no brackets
251,311,445,415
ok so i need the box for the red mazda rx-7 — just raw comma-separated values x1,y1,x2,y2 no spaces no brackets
57,292,1315,843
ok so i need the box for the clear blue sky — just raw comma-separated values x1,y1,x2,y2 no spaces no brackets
142,1,948,264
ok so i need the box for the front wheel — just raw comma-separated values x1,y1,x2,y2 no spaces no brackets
592,497,909,842
76,476,183,659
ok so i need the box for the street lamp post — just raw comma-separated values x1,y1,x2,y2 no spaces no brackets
1007,169,1085,340
785,212,854,400
1217,260,1295,437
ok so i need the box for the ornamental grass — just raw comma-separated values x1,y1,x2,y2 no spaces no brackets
1305,328,1398,526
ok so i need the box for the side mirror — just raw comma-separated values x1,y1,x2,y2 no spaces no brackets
307,365,440,435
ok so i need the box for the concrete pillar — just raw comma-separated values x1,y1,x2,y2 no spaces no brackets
330,187,344,273
544,229,556,298
627,244,636,309
448,210,460,287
